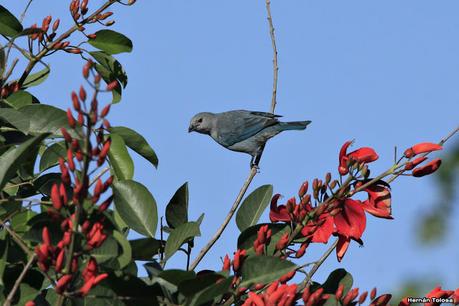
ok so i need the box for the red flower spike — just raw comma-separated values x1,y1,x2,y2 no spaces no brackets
103,119,111,129
55,275,73,294
106,80,118,91
335,284,345,300
267,281,279,296
61,127,72,143
79,277,95,296
232,249,246,272
79,86,87,101
67,149,75,171
78,113,84,125
404,142,442,158
361,183,393,219
343,288,359,305
55,249,65,272
295,242,308,258
254,244,264,256
222,255,231,271
269,194,290,222
358,291,368,304
101,104,111,117
279,270,295,283
370,287,377,300
93,273,109,285
302,286,311,303
98,196,113,212
42,227,51,246
276,233,290,251
59,183,68,205
61,166,70,185
404,156,427,170
298,181,309,198
369,294,392,306
51,184,63,210
412,158,442,177
71,91,80,111
52,18,60,32
25,301,35,306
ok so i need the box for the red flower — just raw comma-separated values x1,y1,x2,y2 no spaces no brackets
339,141,378,175
404,142,442,158
333,199,366,261
412,158,442,177
301,213,334,243
425,286,454,306
361,182,392,219
269,194,290,222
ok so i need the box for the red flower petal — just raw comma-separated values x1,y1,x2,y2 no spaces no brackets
310,215,334,243
362,183,393,219
412,158,442,177
336,235,350,262
338,141,353,175
269,194,290,222
348,147,379,164
334,199,366,240
404,142,442,158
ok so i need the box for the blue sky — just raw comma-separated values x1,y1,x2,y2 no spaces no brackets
6,0,459,294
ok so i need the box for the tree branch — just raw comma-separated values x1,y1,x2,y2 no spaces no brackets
189,166,258,270
265,0,279,114
4,254,37,306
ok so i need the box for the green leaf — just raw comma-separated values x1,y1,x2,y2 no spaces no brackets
88,30,133,54
90,51,128,88
237,223,289,255
322,268,353,297
110,126,158,168
113,180,158,237
22,65,50,88
0,43,5,73
322,295,340,306
0,133,49,190
3,91,38,109
112,230,132,269
108,133,134,180
165,182,188,229
236,184,273,232
186,277,232,306
130,238,164,260
0,5,23,37
0,108,30,132
91,236,118,264
39,142,66,171
158,270,196,286
164,222,201,260
240,256,296,288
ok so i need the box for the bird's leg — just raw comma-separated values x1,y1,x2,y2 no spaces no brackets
252,144,265,169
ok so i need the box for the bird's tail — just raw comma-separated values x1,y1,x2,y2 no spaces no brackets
279,120,311,131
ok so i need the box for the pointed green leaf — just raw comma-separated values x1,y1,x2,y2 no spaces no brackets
240,256,296,288
110,126,158,168
22,65,50,88
130,238,165,260
165,182,188,229
113,180,157,237
164,222,201,260
0,5,23,37
186,277,232,306
108,133,134,180
236,185,273,232
90,51,128,88
88,30,133,54
112,230,132,269
0,133,49,190
3,91,38,109
39,142,66,172
322,268,353,297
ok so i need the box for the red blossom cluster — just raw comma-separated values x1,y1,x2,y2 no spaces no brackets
31,61,114,301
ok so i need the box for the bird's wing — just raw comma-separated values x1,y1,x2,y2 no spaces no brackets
214,110,280,146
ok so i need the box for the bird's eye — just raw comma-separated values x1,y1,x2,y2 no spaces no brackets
197,118,203,123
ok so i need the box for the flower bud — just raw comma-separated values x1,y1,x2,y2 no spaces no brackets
51,184,63,210
52,19,60,32
100,104,111,117
56,275,73,293
298,181,308,198
412,158,442,177
79,86,87,101
370,287,377,300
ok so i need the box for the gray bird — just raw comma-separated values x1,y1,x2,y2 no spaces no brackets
188,110,311,167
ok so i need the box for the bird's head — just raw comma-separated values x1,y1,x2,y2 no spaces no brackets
188,112,214,134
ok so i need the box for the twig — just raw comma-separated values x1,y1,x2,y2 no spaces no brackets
4,254,37,306
265,0,279,114
17,0,117,87
299,239,338,290
189,166,258,270
89,166,110,186
0,219,33,257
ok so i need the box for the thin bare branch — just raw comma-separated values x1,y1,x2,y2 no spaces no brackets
265,0,279,114
189,166,258,270
4,254,37,306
